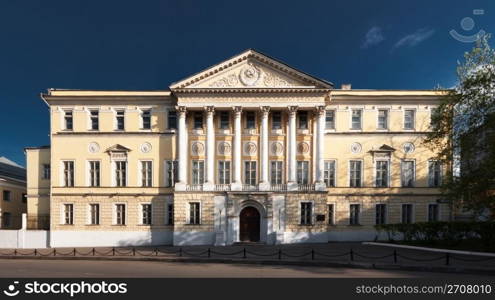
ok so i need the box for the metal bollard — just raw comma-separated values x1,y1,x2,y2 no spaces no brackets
393,250,397,264
278,249,282,260
311,249,315,260
445,253,450,266
208,248,211,258
133,248,136,256
350,249,354,261
179,248,182,257
34,249,37,256
73,248,76,256
112,247,115,256
243,248,246,259
92,248,95,256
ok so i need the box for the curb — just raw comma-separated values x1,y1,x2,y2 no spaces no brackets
0,255,494,276
363,242,495,257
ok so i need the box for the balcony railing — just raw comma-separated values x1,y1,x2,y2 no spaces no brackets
215,184,231,191
182,183,318,192
186,184,203,191
242,184,259,191
297,184,316,192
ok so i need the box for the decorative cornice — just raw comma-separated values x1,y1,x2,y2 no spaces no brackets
172,88,330,94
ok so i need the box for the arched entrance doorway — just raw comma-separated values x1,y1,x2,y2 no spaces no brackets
239,206,260,242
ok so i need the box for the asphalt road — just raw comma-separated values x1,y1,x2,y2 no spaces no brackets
0,259,491,278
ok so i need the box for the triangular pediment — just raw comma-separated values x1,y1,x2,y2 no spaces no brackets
170,49,332,90
105,144,131,153
369,144,396,152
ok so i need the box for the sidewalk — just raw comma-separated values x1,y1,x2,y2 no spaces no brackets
1,243,494,275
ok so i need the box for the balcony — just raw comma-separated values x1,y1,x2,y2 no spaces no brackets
180,183,322,192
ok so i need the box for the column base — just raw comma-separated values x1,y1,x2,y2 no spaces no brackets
175,182,187,191
315,182,327,192
287,182,298,191
203,182,215,191
231,182,242,191
258,181,271,191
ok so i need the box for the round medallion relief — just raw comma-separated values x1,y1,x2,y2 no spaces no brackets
271,142,284,155
239,64,260,86
218,142,231,155
297,142,310,154
191,142,205,155
140,142,152,153
403,142,415,154
244,142,257,155
88,142,100,154
351,142,362,154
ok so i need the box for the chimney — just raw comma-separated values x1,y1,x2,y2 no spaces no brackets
341,83,352,90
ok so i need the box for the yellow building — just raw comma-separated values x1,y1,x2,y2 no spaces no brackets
27,49,448,246
0,157,27,229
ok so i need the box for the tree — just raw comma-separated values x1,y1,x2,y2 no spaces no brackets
424,34,495,219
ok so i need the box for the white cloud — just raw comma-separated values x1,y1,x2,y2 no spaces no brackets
361,26,385,48
393,28,435,48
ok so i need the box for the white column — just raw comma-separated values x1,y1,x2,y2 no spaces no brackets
175,106,188,191
287,106,298,191
204,106,215,190
231,106,242,191
259,106,270,190
315,106,327,191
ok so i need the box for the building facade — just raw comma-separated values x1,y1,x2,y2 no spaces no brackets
27,49,448,247
0,157,27,229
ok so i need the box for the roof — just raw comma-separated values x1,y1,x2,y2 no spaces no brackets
0,157,26,182
43,89,172,97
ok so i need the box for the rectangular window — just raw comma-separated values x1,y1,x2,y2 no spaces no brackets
115,204,126,225
377,109,388,130
272,111,282,129
298,111,308,129
90,110,99,130
404,109,415,129
401,204,413,224
89,161,100,187
428,204,439,222
246,111,256,129
116,110,125,130
328,204,335,225
141,161,152,187
297,161,309,184
64,204,73,225
165,160,178,187
142,204,152,225
244,161,257,185
350,204,360,225
324,160,336,187
218,160,231,184
115,161,127,187
219,111,230,129
325,110,335,129
375,204,387,225
192,160,205,185
2,212,11,227
300,202,312,225
428,161,442,187
349,160,362,187
89,204,99,225
141,109,151,129
194,112,203,129
401,161,415,187
42,164,50,179
167,203,174,225
375,161,389,187
189,202,200,225
270,161,283,185
351,109,362,130
168,110,177,129
63,161,74,187
64,110,73,130
2,190,10,201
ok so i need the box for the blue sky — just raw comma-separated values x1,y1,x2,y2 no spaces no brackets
0,0,494,166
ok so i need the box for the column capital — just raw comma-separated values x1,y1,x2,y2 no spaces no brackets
288,105,298,116
204,106,215,115
315,105,326,116
260,106,270,117
176,106,187,114
233,106,242,116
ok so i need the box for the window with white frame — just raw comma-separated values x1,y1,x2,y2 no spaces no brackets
401,160,415,187
246,111,256,129
300,202,312,225
270,161,283,185
89,204,99,225
428,161,442,187
377,109,388,130
42,164,50,179
375,160,389,187
349,160,362,187
115,110,125,130
89,109,99,130
401,204,413,224
115,204,126,225
141,204,152,225
115,161,127,187
168,110,177,129
324,160,336,187
375,204,387,225
271,111,282,129
244,161,257,185
428,203,439,222
325,110,335,129
219,111,230,129
192,160,205,185
297,161,309,184
218,160,231,184
298,111,308,129
351,109,362,130
349,204,360,225
189,202,200,225
165,160,178,187
63,204,73,225
141,161,152,187
89,161,100,187
328,204,335,225
63,161,74,187
141,109,151,129
167,203,174,225
63,110,73,130
404,109,415,129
